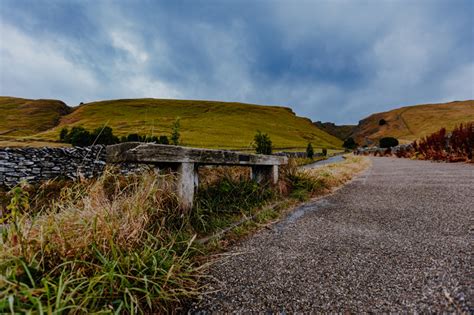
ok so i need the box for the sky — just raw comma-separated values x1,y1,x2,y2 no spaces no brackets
0,0,473,124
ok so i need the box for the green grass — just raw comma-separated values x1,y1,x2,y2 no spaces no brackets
0,97,342,150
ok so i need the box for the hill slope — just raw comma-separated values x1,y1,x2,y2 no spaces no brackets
0,97,342,149
352,100,474,145
0,97,71,137
313,121,356,141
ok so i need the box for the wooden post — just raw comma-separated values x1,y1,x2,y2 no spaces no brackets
176,162,198,210
252,165,279,184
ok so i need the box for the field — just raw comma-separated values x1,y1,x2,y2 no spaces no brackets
351,100,474,145
0,97,342,150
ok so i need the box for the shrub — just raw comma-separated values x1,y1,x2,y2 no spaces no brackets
254,130,272,155
69,126,92,147
343,137,357,150
322,148,328,156
60,126,120,146
379,119,387,126
414,122,473,161
379,137,399,148
91,126,119,145
171,118,181,145
59,127,69,142
126,133,140,142
306,143,314,159
159,135,170,145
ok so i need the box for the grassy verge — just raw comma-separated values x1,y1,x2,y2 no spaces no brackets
0,155,369,313
293,156,327,166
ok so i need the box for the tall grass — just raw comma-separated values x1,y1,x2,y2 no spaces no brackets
1,170,201,313
0,156,369,312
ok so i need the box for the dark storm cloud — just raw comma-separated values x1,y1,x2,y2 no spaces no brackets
0,0,472,124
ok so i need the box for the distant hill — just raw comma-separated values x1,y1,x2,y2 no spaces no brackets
313,121,356,141
0,97,71,137
0,97,342,150
351,100,474,146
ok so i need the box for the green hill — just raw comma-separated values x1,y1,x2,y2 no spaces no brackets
0,97,342,150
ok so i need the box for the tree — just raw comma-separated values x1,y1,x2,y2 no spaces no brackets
343,137,357,150
254,130,272,155
159,135,169,145
379,137,399,148
68,127,92,147
59,128,69,142
171,118,180,145
126,133,140,142
306,143,314,159
91,126,118,145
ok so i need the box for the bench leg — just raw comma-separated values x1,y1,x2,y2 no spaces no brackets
176,162,198,210
252,165,279,184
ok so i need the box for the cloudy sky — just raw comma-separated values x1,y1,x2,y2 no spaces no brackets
0,0,472,124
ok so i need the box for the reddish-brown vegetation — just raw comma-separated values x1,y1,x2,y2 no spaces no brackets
413,121,473,162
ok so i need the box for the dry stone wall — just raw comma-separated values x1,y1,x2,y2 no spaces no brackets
0,146,107,187
0,146,318,187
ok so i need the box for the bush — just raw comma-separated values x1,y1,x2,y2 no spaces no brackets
69,126,92,147
414,122,473,161
343,137,357,150
379,119,387,126
254,130,272,155
59,127,69,142
60,126,120,146
306,143,314,159
379,137,399,148
171,118,181,145
322,148,328,156
159,135,170,145
126,133,140,142
91,126,119,145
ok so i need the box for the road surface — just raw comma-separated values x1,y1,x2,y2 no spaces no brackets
192,157,473,312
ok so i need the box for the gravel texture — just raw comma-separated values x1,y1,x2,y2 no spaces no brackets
192,157,473,313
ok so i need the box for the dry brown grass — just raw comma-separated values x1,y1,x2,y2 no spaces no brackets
2,170,180,262
303,155,370,193
352,100,474,145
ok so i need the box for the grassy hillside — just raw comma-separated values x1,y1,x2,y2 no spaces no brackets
352,100,474,145
313,121,356,140
1,97,342,149
0,97,70,137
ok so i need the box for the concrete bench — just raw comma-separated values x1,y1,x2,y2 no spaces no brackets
107,143,288,209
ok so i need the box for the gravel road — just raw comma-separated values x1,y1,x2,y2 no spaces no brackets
192,157,473,313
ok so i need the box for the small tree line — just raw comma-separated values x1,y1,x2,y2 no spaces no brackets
60,118,181,147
